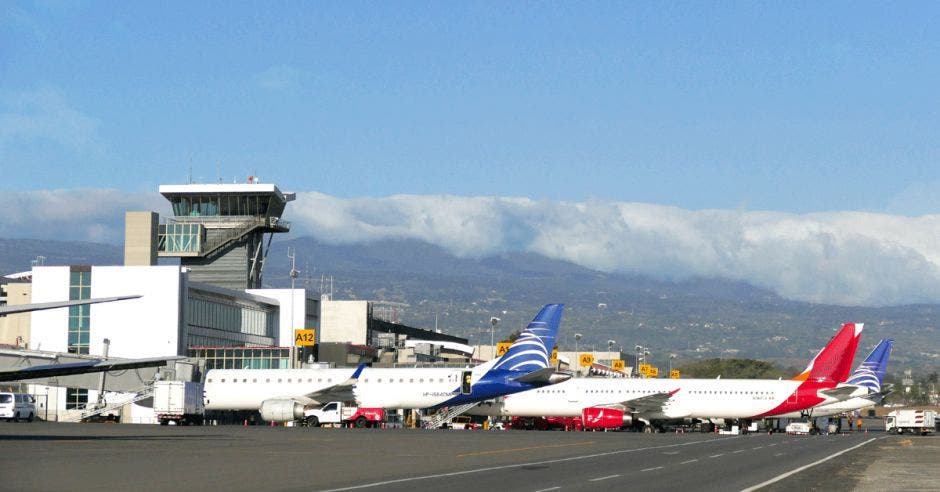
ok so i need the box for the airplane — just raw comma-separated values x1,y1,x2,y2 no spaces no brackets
0,295,181,382
203,303,570,423
469,322,867,433
773,338,894,419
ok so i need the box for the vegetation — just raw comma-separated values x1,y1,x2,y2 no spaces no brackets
676,358,790,379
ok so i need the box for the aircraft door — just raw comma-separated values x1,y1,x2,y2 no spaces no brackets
566,382,579,402
461,371,472,394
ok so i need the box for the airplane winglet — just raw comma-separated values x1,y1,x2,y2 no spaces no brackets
350,363,366,379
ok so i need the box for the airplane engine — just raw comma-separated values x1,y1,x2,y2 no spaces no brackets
582,407,633,430
260,399,305,422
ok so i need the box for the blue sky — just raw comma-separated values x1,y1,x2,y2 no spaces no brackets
4,2,940,306
3,2,939,212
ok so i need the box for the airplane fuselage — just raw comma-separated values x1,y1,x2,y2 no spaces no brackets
469,377,849,420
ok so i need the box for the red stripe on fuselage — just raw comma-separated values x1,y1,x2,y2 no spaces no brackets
752,379,832,418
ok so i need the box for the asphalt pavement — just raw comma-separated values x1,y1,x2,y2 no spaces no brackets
0,422,934,492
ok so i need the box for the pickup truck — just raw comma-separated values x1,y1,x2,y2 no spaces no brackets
303,401,384,428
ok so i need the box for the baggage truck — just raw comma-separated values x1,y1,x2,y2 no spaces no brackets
154,381,204,426
884,409,938,435
302,401,384,428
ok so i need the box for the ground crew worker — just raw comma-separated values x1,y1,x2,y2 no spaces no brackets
857,417,863,431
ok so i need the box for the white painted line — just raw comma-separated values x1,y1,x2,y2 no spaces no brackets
767,443,777,447
641,467,664,472
589,474,621,482
741,438,880,492
680,459,699,464
733,450,745,454
662,451,680,455
535,488,560,492
318,439,721,491
709,453,725,458
752,446,764,450
774,453,784,457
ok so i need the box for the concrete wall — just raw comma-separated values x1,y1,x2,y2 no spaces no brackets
124,211,158,266
319,300,368,345
246,288,319,346
0,282,31,346
29,266,184,357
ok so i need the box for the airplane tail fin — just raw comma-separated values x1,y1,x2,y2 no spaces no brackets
486,303,563,374
790,322,864,384
845,339,893,393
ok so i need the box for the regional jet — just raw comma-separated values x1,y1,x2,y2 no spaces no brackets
203,303,570,422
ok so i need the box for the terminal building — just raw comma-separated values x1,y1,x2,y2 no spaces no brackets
0,180,472,423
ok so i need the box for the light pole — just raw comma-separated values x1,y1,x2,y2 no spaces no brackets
489,316,500,350
634,345,642,378
669,354,677,375
607,340,616,364
575,333,582,353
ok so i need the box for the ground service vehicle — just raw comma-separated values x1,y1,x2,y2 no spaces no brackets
154,381,204,425
303,401,384,428
0,392,36,422
785,421,813,435
885,409,938,435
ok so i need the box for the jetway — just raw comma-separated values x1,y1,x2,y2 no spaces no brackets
0,348,194,392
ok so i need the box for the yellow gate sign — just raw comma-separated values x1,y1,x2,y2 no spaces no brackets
497,342,512,356
550,348,558,364
294,329,316,346
611,359,625,371
670,369,681,379
639,363,651,375
648,366,659,377
579,353,594,367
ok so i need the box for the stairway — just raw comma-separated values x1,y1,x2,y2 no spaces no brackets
421,402,479,429
63,386,154,423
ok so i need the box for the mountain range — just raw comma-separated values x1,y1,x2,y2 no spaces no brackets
2,236,937,375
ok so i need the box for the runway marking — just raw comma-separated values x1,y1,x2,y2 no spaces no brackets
767,443,776,447
709,453,725,458
319,438,730,492
534,488,560,492
733,449,745,454
680,459,698,464
741,437,879,492
752,446,764,450
589,474,621,481
456,441,594,458
662,451,680,455
641,467,664,472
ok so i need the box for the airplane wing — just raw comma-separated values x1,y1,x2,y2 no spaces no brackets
0,295,142,316
293,364,366,405
603,389,680,414
0,355,183,382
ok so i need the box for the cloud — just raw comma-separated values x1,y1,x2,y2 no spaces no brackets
7,188,940,306
0,88,104,156
289,192,940,307
0,189,167,244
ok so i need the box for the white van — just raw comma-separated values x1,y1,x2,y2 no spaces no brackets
0,392,37,422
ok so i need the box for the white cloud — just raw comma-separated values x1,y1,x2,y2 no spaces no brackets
289,192,940,307
0,88,104,155
0,189,167,244
7,188,940,307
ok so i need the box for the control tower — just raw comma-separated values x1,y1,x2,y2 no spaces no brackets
157,181,295,290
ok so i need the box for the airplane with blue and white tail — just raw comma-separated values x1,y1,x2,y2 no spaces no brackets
203,303,570,422
776,338,894,418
